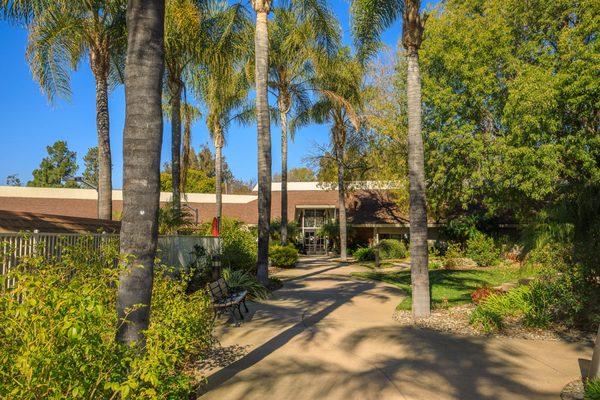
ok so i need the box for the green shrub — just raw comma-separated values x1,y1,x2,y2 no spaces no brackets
269,245,299,268
466,232,500,267
585,379,600,400
0,239,214,399
354,247,375,261
222,268,268,300
376,239,408,259
470,286,532,332
201,218,257,272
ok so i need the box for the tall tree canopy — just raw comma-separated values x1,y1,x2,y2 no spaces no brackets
28,140,79,188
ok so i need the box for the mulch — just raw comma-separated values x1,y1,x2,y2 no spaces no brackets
393,304,595,343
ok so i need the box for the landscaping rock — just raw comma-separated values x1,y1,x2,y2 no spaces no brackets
492,282,518,293
443,257,477,270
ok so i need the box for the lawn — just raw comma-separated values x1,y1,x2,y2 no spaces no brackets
353,265,527,310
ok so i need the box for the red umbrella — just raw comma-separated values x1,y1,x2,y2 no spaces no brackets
211,217,219,237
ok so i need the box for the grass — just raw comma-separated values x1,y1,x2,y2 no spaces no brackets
352,265,528,310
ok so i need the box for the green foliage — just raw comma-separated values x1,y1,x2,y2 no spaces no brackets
585,379,600,400
0,239,213,399
354,266,524,310
354,246,375,261
201,217,257,271
157,200,197,234
269,245,299,268
6,173,21,186
470,286,534,332
28,140,79,188
273,167,317,182
376,239,408,259
160,169,215,193
466,232,500,267
441,216,480,243
421,0,600,219
222,268,268,300
184,244,212,293
270,219,301,244
82,147,99,188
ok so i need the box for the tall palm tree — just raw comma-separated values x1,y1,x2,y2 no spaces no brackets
194,2,251,231
180,101,201,190
164,0,202,214
24,0,126,220
251,0,272,285
268,2,340,245
310,49,363,261
116,0,165,347
350,0,431,317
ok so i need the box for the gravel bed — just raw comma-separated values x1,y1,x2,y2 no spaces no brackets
393,304,594,343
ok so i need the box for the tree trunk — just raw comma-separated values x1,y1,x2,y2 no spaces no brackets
253,5,271,286
94,72,113,220
406,50,430,319
116,0,165,347
280,108,288,245
335,141,347,261
214,128,224,232
169,79,182,214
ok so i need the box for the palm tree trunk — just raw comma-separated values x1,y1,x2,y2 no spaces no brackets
169,80,182,214
280,108,288,245
94,74,113,221
214,128,224,232
116,0,165,347
253,4,271,286
407,50,430,318
335,141,347,261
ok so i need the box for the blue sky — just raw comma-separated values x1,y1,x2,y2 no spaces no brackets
0,0,403,188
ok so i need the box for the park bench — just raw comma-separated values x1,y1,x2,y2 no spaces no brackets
207,278,249,321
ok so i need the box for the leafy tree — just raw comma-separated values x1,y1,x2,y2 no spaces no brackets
82,147,99,188
273,167,316,182
25,0,126,219
5,174,21,186
163,0,203,214
195,1,251,232
310,48,364,261
268,3,340,244
116,0,165,348
351,0,431,318
160,169,214,193
28,140,79,188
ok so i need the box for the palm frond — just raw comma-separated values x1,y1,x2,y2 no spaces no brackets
350,0,403,62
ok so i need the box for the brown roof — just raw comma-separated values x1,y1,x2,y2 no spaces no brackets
0,210,120,233
347,190,408,225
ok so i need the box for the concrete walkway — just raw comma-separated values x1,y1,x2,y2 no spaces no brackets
198,257,592,400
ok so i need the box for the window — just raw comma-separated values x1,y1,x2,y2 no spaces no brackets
303,209,326,228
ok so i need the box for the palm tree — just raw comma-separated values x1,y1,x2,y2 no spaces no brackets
180,102,202,190
116,0,165,347
195,3,251,231
268,2,340,245
310,48,363,261
251,0,272,285
23,0,126,220
350,0,430,317
164,0,202,214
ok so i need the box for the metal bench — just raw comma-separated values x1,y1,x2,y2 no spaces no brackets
207,278,249,320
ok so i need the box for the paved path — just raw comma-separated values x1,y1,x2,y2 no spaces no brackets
198,257,592,400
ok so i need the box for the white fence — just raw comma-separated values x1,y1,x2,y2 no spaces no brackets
0,232,221,280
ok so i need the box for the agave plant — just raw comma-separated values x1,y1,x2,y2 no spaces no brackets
222,268,268,300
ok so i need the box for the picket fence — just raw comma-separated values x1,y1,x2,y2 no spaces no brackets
0,232,221,281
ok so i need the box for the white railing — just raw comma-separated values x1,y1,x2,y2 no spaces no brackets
0,232,221,282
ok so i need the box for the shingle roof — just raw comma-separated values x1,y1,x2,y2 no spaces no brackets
0,210,120,233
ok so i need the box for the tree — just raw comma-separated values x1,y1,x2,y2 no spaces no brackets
195,2,251,232
5,174,21,186
268,2,339,244
25,0,126,220
83,147,99,188
251,0,272,285
160,168,214,193
273,167,316,182
311,48,364,261
163,0,202,214
351,0,431,318
116,0,165,347
28,140,79,188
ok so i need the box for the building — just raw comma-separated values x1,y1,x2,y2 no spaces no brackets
0,183,440,253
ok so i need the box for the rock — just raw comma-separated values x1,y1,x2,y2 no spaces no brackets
492,282,518,293
518,277,535,286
